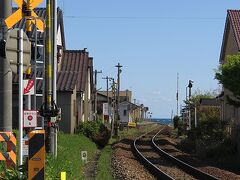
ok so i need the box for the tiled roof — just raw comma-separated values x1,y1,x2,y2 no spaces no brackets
57,50,92,92
219,10,240,62
13,50,93,92
227,10,240,50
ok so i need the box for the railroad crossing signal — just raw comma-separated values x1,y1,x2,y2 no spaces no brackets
5,0,44,31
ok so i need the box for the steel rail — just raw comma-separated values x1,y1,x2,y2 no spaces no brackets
133,127,174,180
152,128,219,180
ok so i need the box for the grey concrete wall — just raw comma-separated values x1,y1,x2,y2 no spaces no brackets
58,92,72,133
70,88,77,133
119,103,130,123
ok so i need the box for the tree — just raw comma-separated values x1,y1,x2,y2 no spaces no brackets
215,53,240,107
184,90,220,131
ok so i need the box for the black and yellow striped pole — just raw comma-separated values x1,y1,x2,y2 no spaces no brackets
44,0,53,153
28,130,45,180
38,0,58,154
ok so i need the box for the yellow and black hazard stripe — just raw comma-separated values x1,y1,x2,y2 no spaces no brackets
0,132,16,168
28,130,45,180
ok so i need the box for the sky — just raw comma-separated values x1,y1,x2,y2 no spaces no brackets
36,0,240,118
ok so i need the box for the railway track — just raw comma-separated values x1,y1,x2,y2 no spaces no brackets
133,126,219,180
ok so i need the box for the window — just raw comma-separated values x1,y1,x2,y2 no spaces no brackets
124,110,127,116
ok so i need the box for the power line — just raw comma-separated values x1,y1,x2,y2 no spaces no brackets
63,15,224,21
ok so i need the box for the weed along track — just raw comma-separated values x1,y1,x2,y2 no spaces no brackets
133,125,219,180
153,126,240,180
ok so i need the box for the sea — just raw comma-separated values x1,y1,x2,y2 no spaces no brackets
149,118,173,125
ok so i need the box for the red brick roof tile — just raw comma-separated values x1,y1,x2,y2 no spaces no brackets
228,10,240,49
57,50,92,92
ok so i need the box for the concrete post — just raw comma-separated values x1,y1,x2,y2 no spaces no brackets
0,0,12,131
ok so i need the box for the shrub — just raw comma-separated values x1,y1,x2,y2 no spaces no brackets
179,138,196,153
205,137,236,160
76,121,111,148
173,116,180,129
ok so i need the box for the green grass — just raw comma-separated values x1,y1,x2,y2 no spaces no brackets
96,145,113,180
95,123,158,179
0,123,158,179
119,123,158,139
46,132,98,179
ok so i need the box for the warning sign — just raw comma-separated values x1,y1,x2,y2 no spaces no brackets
81,151,88,162
23,79,34,95
23,110,37,128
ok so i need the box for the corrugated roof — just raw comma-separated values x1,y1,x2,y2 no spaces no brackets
57,50,92,92
200,98,221,107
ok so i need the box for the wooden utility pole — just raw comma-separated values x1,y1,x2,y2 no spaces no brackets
110,78,116,136
103,76,110,122
94,70,102,120
176,73,179,116
114,63,122,136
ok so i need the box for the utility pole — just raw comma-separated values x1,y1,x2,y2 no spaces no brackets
52,0,58,157
176,73,179,116
45,0,53,153
39,0,59,154
115,63,122,136
103,76,110,123
0,0,12,131
94,70,102,121
110,78,116,137
195,105,197,128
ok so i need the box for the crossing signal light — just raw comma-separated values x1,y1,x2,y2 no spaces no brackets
0,39,6,58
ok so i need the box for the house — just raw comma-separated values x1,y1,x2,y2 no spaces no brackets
11,8,95,134
98,90,146,124
96,92,112,123
99,90,132,103
132,104,145,122
119,101,138,125
219,10,240,124
199,98,221,119
57,50,94,133
219,9,240,150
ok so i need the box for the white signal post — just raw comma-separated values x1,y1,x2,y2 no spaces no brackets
18,28,24,170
